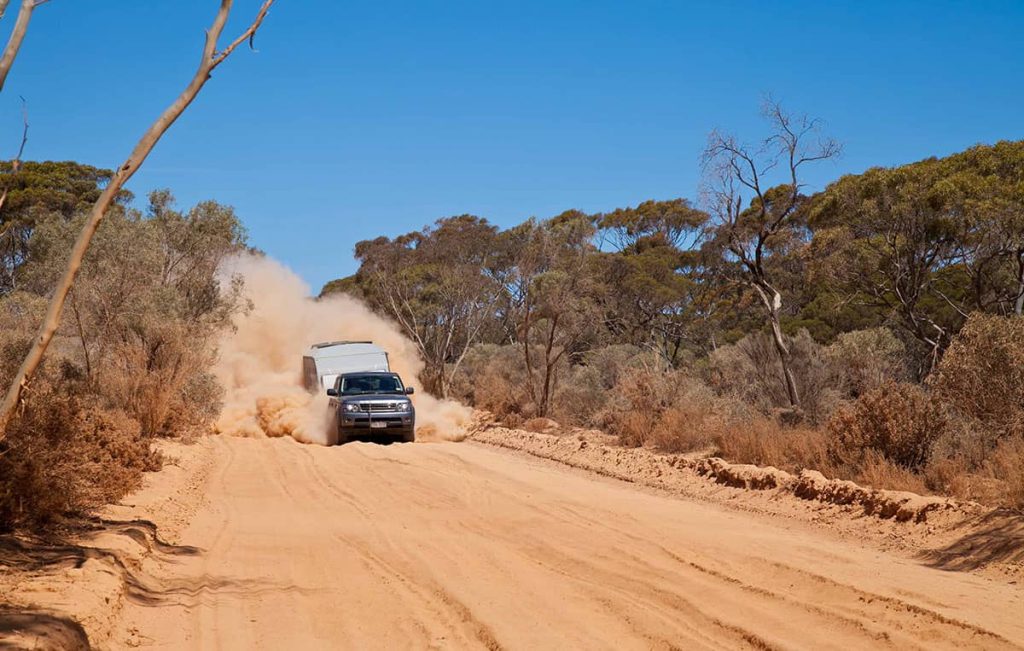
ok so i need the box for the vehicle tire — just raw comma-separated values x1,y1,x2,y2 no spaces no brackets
402,431,415,443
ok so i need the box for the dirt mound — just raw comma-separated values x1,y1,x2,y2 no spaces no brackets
469,424,984,526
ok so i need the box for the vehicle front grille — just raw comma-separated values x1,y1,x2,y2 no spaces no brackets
352,417,404,427
360,403,396,412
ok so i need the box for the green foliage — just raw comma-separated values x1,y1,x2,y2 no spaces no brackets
598,198,706,251
352,214,502,397
0,160,120,220
319,274,364,300
809,140,1024,366
0,161,131,294
11,189,247,438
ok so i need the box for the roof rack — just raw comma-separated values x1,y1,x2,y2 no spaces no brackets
310,340,373,349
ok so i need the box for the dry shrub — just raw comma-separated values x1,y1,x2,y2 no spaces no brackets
606,366,747,453
551,345,657,428
648,401,724,453
826,327,909,397
0,383,161,532
923,455,987,502
827,382,946,472
449,344,531,424
708,329,840,424
162,370,225,440
931,313,1024,438
550,365,608,428
605,366,672,447
714,418,830,473
98,323,224,438
579,345,649,388
522,417,559,433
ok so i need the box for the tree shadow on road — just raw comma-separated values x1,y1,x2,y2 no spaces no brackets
2,517,316,615
0,607,90,651
0,517,203,649
0,516,199,573
919,509,1024,572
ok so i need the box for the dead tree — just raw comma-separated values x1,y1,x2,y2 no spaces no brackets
0,0,276,439
702,100,840,411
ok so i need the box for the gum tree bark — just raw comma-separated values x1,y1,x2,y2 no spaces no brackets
0,0,276,438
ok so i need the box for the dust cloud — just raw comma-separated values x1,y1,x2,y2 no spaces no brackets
212,254,472,444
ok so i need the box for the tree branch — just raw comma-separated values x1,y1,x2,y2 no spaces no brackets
0,0,39,93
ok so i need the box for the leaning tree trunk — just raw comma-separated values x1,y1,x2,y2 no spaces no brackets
757,284,801,409
0,0,275,440
768,309,801,409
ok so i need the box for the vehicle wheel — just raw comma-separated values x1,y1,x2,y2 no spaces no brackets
402,431,415,443
327,423,344,446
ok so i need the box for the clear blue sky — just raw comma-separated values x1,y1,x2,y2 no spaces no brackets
3,1,1022,293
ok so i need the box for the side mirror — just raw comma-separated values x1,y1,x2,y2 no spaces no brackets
405,387,415,395
326,388,338,397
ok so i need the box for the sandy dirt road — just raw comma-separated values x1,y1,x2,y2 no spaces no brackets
113,436,1024,650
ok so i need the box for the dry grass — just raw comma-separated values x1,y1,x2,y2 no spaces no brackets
853,450,930,494
647,404,723,453
523,417,560,433
986,437,1024,510
714,419,830,473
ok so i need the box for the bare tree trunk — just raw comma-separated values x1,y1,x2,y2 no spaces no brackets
767,309,800,409
539,316,560,417
0,0,275,439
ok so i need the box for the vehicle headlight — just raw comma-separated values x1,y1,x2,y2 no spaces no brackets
343,403,362,413
394,401,411,412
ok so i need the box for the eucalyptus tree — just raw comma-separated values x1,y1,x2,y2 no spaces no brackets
504,211,604,417
596,199,709,363
808,140,1024,370
354,215,503,398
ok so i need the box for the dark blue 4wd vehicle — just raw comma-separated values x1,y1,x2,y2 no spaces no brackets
326,371,416,444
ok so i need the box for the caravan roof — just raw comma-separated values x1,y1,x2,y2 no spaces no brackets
306,341,383,358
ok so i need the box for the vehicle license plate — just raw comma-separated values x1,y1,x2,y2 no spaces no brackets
370,421,387,429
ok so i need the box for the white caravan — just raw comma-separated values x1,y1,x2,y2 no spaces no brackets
302,341,390,392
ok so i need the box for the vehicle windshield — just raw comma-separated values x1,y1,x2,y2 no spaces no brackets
340,374,404,395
